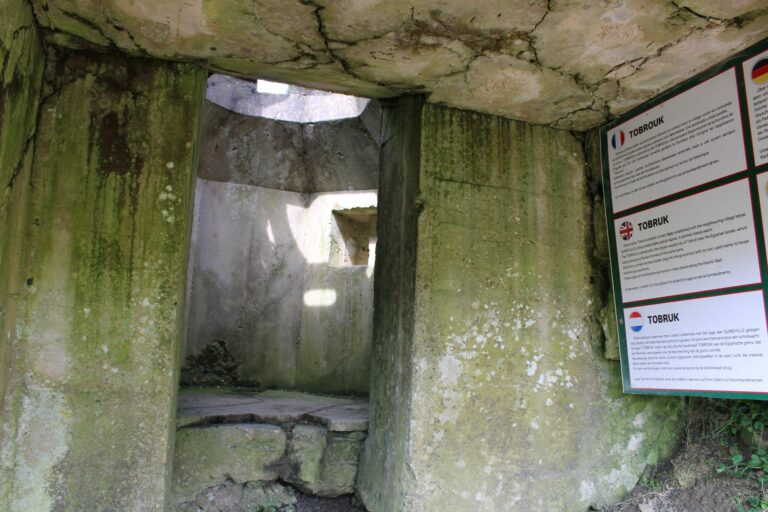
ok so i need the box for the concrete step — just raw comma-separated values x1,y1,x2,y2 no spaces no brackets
173,388,369,511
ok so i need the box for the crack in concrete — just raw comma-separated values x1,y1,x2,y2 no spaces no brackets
550,101,601,130
594,7,746,124
3,7,42,195
20,0,768,133
669,0,726,23
300,0,377,88
531,0,551,33
96,0,150,57
7,89,61,194
253,2,332,66
52,7,120,50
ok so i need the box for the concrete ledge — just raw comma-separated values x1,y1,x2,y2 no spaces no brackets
172,388,369,509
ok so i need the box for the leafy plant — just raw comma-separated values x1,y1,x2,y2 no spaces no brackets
715,400,768,512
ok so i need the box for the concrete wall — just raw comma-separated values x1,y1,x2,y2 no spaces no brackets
183,180,308,389
198,100,379,193
184,180,376,394
297,192,376,393
0,0,45,433
357,96,423,511
358,101,684,512
0,42,205,511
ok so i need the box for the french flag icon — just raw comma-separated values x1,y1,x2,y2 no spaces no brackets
611,130,625,149
628,311,643,332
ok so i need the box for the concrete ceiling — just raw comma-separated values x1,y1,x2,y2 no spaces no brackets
33,0,768,130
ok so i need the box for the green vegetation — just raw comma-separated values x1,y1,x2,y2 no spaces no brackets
715,400,768,512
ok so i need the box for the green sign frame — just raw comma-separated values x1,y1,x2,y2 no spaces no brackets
600,36,768,401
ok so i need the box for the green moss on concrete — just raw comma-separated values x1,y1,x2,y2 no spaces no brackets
282,425,365,497
318,431,366,496
359,103,684,512
0,46,206,511
286,424,327,492
173,424,287,503
0,0,45,508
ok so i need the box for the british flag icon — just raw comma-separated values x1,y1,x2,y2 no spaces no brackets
619,221,633,241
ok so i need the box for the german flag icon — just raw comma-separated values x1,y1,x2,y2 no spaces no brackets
752,58,768,85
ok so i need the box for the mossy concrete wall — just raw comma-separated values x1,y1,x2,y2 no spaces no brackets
0,43,205,510
0,0,45,428
358,102,684,511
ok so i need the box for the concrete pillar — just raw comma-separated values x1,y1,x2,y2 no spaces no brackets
0,41,205,510
358,100,684,511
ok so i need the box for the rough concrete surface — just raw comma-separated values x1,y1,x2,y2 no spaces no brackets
358,101,684,512
176,388,368,431
175,481,366,512
25,0,768,130
0,0,45,437
0,40,206,511
173,388,369,507
198,99,379,193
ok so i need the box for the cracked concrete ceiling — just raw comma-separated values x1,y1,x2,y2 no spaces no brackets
32,0,768,130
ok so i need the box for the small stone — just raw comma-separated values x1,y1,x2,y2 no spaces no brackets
242,481,297,510
282,424,327,492
281,424,365,497
318,432,366,496
193,481,243,511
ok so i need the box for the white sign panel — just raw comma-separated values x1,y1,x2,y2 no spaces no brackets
615,180,761,304
602,38,768,399
624,292,768,393
607,68,747,213
757,172,768,249
744,50,768,167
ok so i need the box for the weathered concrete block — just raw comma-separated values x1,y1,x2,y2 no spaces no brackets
284,424,327,491
172,424,287,503
282,424,366,497
319,432,367,496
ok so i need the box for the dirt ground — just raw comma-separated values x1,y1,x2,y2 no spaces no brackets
599,400,766,512
295,494,366,512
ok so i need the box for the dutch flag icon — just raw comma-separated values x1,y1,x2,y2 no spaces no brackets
628,311,643,332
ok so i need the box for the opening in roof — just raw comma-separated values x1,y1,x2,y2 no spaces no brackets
206,73,370,123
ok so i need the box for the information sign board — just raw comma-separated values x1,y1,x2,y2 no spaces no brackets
601,37,768,399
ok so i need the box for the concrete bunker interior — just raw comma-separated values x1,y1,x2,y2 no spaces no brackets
181,74,380,394
174,75,380,509
2,1,768,511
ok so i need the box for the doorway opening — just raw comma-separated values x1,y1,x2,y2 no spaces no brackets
173,74,380,511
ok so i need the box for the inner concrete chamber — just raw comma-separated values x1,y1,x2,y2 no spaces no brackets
182,77,382,394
